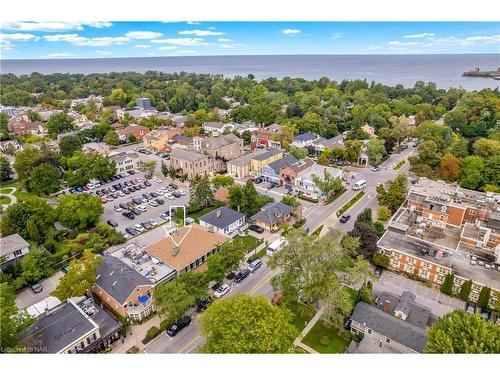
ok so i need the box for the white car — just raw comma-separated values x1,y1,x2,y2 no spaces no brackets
160,213,171,220
113,205,123,213
147,219,158,226
185,217,195,225
134,224,145,232
136,178,143,183
214,284,230,298
118,191,125,197
177,189,187,196
148,200,159,207
154,177,162,183
164,193,175,200
137,205,147,212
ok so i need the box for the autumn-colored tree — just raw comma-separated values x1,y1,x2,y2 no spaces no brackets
440,153,461,181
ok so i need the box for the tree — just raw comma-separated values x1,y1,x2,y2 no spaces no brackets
349,221,379,259
199,294,299,353
189,175,213,209
357,281,373,304
142,160,156,179
476,286,491,308
13,146,46,181
63,151,117,187
161,161,169,177
241,180,259,216
458,279,473,301
0,283,34,352
228,184,244,212
288,146,308,160
440,273,455,296
460,156,485,190
0,156,13,181
58,193,103,230
356,208,373,225
377,206,392,222
46,112,75,135
18,245,53,286
154,281,194,325
52,250,102,301
281,195,298,207
366,138,387,167
269,230,372,327
311,169,343,200
212,174,234,189
240,130,252,145
343,140,363,162
206,254,226,285
376,173,408,212
27,164,61,196
103,130,120,146
219,239,246,273
176,271,209,304
440,153,461,181
417,140,441,167
58,135,82,157
425,310,500,353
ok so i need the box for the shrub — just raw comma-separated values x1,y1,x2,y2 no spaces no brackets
160,319,170,331
127,346,140,354
372,253,390,268
336,192,364,216
293,218,306,228
477,286,491,308
458,279,473,301
319,336,330,346
146,326,160,340
440,273,455,296
377,206,392,222
373,221,386,237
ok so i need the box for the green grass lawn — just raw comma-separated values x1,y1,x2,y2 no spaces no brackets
286,301,316,333
302,319,352,353
190,201,224,223
0,195,11,205
0,181,40,203
233,235,261,253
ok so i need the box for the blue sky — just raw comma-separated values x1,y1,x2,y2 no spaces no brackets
1,22,499,59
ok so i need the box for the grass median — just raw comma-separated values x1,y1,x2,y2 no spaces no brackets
336,191,365,217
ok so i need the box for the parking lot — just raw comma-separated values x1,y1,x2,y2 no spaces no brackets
96,171,190,236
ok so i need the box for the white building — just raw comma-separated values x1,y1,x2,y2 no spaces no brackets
108,152,142,173
0,234,30,269
295,164,344,200
199,206,247,237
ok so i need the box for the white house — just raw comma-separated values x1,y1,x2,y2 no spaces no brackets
199,206,247,237
108,152,142,173
295,164,344,200
291,133,320,148
202,121,233,135
0,233,30,269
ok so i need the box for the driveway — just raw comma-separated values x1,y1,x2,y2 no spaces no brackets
15,271,64,310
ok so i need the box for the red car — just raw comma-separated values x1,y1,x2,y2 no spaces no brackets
100,197,107,203
82,185,89,191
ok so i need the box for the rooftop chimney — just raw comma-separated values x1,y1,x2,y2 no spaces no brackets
216,210,222,218
172,245,180,257
383,300,390,313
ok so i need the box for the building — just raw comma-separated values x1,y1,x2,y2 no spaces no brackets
0,106,15,117
143,127,182,151
307,134,345,156
280,157,315,187
116,124,150,142
171,134,193,150
226,150,267,178
145,223,228,274
169,148,213,179
348,302,428,353
202,121,232,135
361,123,376,137
250,202,296,232
294,164,344,201
291,133,320,148
194,134,244,172
19,297,121,354
260,154,298,184
250,148,284,175
7,118,44,136
199,206,247,237
377,178,500,309
250,124,287,149
0,234,30,270
91,256,157,321
375,291,432,328
108,152,142,173
135,97,152,109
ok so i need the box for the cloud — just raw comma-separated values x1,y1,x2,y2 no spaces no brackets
282,28,301,35
218,43,243,49
0,40,13,51
389,41,420,46
218,38,232,42
367,45,383,50
44,33,129,46
124,31,163,39
151,37,211,46
0,33,39,41
46,52,76,57
135,44,151,48
1,21,112,32
187,21,201,25
330,32,344,40
158,46,178,51
172,50,198,55
403,33,435,38
95,50,112,55
179,29,224,36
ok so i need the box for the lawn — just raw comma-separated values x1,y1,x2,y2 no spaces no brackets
0,195,11,205
0,181,40,203
302,319,352,353
232,235,261,253
190,201,224,223
286,301,316,333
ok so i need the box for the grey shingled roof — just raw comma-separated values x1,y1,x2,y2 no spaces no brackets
350,302,428,353
252,148,282,161
19,301,96,353
199,206,245,230
0,233,29,256
293,132,318,142
95,257,153,305
250,202,294,225
376,291,431,329
267,154,298,174
172,134,193,144
170,148,207,162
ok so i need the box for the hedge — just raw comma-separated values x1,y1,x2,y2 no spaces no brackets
393,159,406,170
146,326,161,340
336,192,365,217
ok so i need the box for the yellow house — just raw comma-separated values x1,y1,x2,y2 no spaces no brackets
143,128,182,151
250,148,283,174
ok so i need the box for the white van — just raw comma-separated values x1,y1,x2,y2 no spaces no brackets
266,237,288,257
352,180,367,191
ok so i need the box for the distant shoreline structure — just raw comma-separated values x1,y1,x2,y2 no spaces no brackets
463,67,500,80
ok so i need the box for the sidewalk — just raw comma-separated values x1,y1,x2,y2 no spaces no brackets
111,315,161,353
293,305,325,354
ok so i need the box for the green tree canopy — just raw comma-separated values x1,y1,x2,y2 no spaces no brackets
58,135,82,157
57,193,103,230
103,130,120,146
189,175,214,209
153,281,195,325
46,112,75,136
27,164,61,196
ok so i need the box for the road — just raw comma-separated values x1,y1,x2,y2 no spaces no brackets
143,147,418,354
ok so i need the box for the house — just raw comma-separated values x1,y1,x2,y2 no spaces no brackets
280,157,315,187
226,149,266,178
202,121,232,135
260,154,298,184
0,139,21,153
250,124,287,149
19,297,121,354
144,223,228,274
294,164,344,200
361,123,376,137
250,148,284,175
143,127,182,151
91,256,158,321
199,206,247,237
348,302,428,353
250,202,295,232
108,152,142,173
375,291,432,329
116,124,150,142
169,148,213,179
171,134,194,150
377,177,500,309
291,133,320,148
307,134,345,156
7,118,44,136
194,134,244,172
135,97,152,109
0,234,30,270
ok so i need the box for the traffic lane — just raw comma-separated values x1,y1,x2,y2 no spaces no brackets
15,271,64,309
144,317,203,354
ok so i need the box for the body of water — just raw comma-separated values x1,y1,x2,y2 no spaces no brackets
1,54,499,90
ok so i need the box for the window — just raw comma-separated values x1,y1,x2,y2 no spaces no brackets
367,328,372,334
386,338,391,343
13,249,23,257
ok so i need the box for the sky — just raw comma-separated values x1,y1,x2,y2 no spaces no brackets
0,21,499,59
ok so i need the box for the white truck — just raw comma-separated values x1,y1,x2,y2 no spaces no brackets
352,179,367,191
267,237,288,257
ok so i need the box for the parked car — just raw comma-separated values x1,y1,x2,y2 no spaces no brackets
125,227,138,235
155,198,165,205
166,315,192,337
164,193,175,200
141,221,152,230
132,208,142,216
254,177,263,184
185,217,195,225
267,182,279,189
371,166,380,172
249,224,264,234
61,265,69,274
31,283,43,294
160,212,171,220
373,266,384,277
137,205,147,212
214,284,231,298
196,297,213,312
339,214,351,223
248,259,263,272
177,189,186,196
172,191,182,198
107,219,119,228
113,205,123,213
148,200,159,207
144,180,151,187
134,224,145,233
147,219,158,226
234,269,250,283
